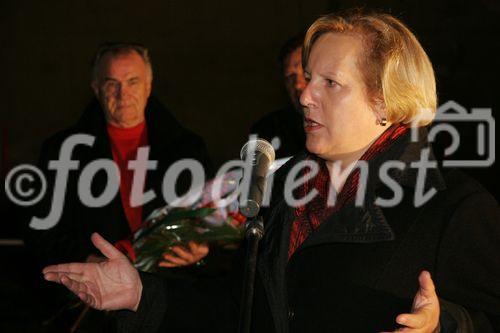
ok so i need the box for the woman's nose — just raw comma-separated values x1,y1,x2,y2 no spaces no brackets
300,81,316,110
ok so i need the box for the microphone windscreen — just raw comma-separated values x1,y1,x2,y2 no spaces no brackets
240,139,275,164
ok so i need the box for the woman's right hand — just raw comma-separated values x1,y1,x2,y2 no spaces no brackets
43,232,142,312
381,271,440,333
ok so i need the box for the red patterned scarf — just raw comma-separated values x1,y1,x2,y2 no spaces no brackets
288,124,408,259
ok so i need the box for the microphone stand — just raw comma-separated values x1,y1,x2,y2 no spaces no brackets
238,215,264,333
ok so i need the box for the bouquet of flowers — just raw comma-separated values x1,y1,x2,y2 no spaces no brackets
120,170,247,272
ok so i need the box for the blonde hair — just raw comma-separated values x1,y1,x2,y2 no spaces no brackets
303,10,437,126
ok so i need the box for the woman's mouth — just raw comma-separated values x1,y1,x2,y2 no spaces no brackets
304,117,323,132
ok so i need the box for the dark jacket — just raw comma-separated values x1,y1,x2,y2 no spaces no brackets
24,97,213,266
117,128,500,332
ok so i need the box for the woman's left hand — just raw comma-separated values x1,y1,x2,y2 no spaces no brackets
382,270,440,333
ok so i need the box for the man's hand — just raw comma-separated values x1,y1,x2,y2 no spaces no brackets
43,233,142,312
382,271,440,333
86,254,107,263
158,241,209,268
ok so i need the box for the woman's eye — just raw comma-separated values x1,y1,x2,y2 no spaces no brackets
326,79,336,87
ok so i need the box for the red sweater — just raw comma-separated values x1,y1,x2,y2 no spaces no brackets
107,122,149,233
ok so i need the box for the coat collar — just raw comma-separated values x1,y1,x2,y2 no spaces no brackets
256,126,447,333
370,126,446,193
75,96,187,154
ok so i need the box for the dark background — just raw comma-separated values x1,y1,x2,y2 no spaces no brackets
2,0,499,174
0,0,499,330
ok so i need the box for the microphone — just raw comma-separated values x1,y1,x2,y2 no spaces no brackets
239,138,275,218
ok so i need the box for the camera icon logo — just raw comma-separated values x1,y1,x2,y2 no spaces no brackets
411,100,495,168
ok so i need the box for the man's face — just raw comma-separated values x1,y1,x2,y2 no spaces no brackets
92,51,152,128
283,46,306,112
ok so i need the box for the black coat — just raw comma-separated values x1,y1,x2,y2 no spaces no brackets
24,97,213,266
118,128,500,332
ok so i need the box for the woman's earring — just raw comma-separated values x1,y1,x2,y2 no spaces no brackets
378,117,387,126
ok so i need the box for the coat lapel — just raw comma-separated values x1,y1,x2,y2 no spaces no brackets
257,198,294,333
74,100,131,239
299,202,395,249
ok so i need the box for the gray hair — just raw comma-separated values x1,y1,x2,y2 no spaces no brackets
91,43,153,82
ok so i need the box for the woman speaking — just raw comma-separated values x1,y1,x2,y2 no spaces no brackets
42,10,500,332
